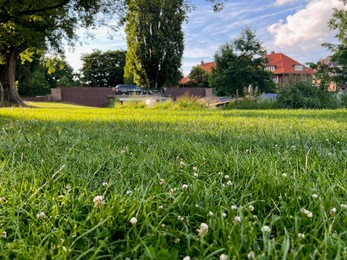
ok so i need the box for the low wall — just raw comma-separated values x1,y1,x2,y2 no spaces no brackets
59,87,114,107
164,87,212,99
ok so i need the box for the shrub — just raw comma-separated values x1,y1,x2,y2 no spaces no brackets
172,95,208,110
277,80,339,109
225,96,278,110
151,100,174,110
113,100,146,109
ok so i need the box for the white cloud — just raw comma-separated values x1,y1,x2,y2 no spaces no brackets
275,0,297,6
268,0,343,49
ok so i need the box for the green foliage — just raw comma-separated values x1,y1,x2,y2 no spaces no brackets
323,0,347,85
81,49,126,87
0,106,347,258
209,28,275,96
226,97,279,110
172,95,208,110
16,55,77,96
277,80,339,109
113,100,147,109
186,66,210,87
124,0,186,88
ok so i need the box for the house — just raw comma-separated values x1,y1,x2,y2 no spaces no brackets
264,51,315,85
180,61,216,86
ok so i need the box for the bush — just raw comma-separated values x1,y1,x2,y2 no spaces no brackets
151,100,174,110
172,95,208,110
277,80,339,109
225,97,278,110
113,100,146,109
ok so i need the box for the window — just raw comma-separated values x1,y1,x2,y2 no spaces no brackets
265,66,276,72
293,65,304,71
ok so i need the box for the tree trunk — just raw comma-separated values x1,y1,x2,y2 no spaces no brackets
0,49,25,107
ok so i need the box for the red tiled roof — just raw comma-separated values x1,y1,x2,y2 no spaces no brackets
199,61,216,73
180,76,190,85
266,52,315,75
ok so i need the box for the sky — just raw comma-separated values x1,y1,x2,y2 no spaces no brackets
64,0,343,76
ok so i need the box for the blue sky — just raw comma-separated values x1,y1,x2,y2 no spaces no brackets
64,0,342,76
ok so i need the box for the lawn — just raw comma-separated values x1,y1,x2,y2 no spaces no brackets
0,103,346,259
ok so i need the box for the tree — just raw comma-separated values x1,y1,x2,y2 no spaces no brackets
124,0,186,88
209,28,275,96
17,55,77,96
187,66,210,87
81,49,126,87
323,0,347,86
0,0,122,106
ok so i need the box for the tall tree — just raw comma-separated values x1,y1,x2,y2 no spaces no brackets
209,28,275,96
81,49,126,87
124,0,187,88
0,0,122,106
323,0,347,86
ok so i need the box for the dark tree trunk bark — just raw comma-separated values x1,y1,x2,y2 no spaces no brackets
0,49,25,107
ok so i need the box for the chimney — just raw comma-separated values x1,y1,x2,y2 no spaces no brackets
271,51,275,54
201,60,204,65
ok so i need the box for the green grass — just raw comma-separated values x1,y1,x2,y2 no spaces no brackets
0,103,346,259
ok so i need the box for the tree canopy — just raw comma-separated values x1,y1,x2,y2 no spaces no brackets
124,0,186,88
187,66,210,87
323,0,347,87
209,28,275,96
81,49,126,87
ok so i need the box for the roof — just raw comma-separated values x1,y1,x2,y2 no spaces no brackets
199,61,216,73
180,61,216,85
266,52,315,75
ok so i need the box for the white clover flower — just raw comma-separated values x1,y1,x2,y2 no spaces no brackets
193,166,198,171
194,172,199,177
231,205,237,211
57,195,65,201
182,184,189,190
340,204,347,209
222,212,227,218
261,225,271,233
247,251,255,259
161,223,166,227
301,208,313,218
234,216,241,223
180,160,185,167
159,205,164,209
208,211,214,216
36,211,46,219
330,207,337,216
226,181,232,186
2,231,6,238
130,217,137,225
252,215,258,220
249,205,254,212
177,215,184,222
93,195,105,208
311,194,319,199
298,233,305,239
224,175,230,179
102,182,108,187
197,223,208,237
218,172,223,175
175,238,180,243
183,256,191,260
159,178,165,185
282,173,287,177
220,254,228,260
126,190,133,195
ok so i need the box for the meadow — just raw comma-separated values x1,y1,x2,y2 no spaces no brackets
0,103,346,259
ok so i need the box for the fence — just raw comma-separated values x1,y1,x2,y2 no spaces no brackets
164,87,212,100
